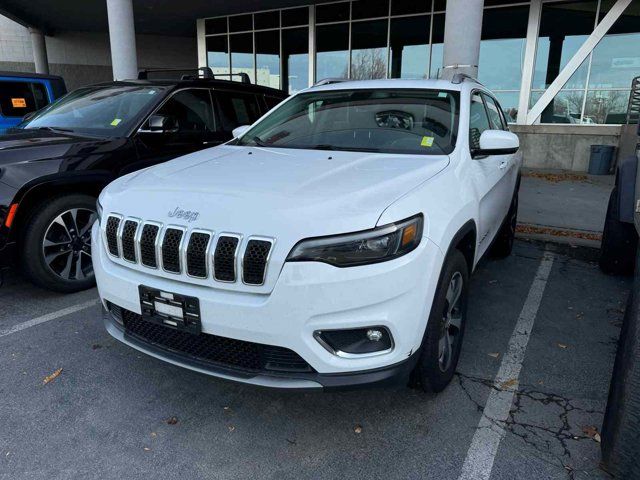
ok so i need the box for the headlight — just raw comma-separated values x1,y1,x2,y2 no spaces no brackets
96,198,103,223
286,214,423,267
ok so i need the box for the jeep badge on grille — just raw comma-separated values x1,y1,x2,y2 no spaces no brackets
167,206,199,223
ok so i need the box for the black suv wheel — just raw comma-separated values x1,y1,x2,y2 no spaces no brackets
21,194,97,293
412,249,469,392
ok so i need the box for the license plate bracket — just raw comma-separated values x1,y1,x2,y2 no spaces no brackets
138,285,201,334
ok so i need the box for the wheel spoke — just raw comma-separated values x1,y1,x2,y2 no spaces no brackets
43,238,71,249
51,215,72,242
79,213,97,237
45,248,71,266
58,252,74,279
73,254,85,280
446,273,463,312
449,314,462,330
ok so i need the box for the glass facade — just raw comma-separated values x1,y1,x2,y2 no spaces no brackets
201,0,640,124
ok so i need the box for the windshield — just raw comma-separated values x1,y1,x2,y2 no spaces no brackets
22,85,168,137
236,88,459,155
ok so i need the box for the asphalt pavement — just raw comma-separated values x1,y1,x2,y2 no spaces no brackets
0,240,630,480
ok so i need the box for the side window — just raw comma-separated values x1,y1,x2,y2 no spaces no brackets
469,93,491,151
483,94,506,130
0,81,49,117
216,92,262,131
155,89,215,132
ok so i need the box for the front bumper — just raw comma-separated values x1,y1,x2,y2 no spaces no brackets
93,223,444,389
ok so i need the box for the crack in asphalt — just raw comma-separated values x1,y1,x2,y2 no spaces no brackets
456,372,610,479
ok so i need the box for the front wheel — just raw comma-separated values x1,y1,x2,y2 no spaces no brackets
21,194,98,293
413,249,469,393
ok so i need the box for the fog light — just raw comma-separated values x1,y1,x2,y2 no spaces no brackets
314,327,393,356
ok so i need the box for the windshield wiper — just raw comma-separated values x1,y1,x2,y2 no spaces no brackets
252,136,270,147
309,144,337,151
31,126,75,133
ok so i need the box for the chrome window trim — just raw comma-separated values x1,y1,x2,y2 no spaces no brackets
213,232,243,283
121,217,141,264
138,220,163,269
184,228,215,279
160,224,188,275
241,235,275,286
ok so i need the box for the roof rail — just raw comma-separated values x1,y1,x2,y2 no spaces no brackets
210,72,252,84
313,78,350,87
137,67,214,80
451,73,483,86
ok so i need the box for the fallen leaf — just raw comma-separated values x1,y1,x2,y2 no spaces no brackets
228,425,235,432
558,343,568,349
582,425,601,442
143,447,151,452
43,368,63,385
488,352,500,358
354,425,363,434
166,416,178,425
500,378,518,389
150,432,157,438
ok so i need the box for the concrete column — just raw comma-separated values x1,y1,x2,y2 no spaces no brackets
29,28,49,75
106,0,138,80
441,0,484,80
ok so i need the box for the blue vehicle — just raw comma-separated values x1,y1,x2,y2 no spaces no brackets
0,72,67,134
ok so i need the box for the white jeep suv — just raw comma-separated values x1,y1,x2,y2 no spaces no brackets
93,77,521,391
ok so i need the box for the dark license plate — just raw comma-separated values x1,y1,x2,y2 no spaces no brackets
138,285,201,334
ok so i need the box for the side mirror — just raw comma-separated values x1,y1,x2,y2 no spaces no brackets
141,114,178,133
474,130,519,157
232,125,251,139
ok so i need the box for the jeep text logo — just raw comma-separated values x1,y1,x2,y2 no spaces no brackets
167,206,199,223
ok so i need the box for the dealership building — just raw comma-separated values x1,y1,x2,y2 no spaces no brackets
1,0,639,170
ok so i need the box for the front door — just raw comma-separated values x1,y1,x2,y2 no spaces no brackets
134,88,221,169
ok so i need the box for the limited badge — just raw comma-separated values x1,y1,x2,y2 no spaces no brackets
421,136,434,147
11,98,27,108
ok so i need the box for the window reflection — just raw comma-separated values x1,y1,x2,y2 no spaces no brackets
531,90,585,124
316,23,350,79
282,27,309,94
206,36,230,77
256,30,280,89
584,90,631,124
389,16,430,79
230,33,254,83
350,20,389,80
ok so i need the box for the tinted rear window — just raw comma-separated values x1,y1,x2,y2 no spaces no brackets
0,81,49,117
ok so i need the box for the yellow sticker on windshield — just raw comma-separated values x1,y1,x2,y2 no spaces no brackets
11,98,26,108
421,136,434,147
110,118,122,126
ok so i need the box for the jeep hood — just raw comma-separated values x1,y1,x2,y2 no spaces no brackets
101,145,448,292
103,145,448,236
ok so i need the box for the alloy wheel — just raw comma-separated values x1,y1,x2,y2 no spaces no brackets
42,208,97,281
438,271,464,372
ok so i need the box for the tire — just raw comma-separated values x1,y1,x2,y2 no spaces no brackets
491,188,518,258
601,249,640,478
21,194,98,293
413,249,469,393
599,186,637,276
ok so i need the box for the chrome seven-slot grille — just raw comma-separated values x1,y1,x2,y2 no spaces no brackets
104,214,273,286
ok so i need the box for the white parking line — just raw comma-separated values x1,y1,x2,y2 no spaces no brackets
0,299,100,338
458,250,555,480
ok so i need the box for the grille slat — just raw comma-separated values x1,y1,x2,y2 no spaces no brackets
118,307,313,373
243,239,272,285
186,232,211,278
105,216,274,287
121,220,139,262
105,216,121,256
161,228,184,273
139,224,160,268
214,236,239,282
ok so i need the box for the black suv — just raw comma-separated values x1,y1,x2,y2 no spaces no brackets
0,68,287,292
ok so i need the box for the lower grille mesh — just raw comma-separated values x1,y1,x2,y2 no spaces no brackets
119,307,313,374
